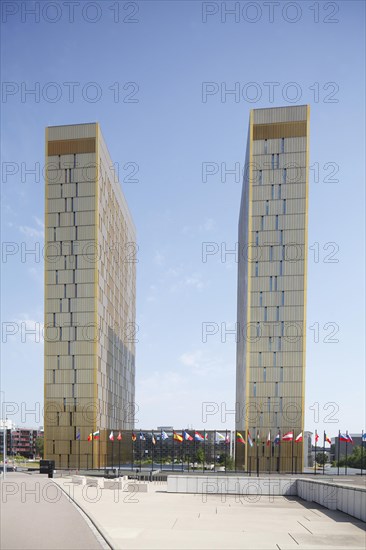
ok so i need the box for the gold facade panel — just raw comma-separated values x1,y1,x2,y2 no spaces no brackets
253,121,307,140
47,137,96,156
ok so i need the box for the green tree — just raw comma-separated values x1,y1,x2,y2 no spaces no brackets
315,452,328,465
218,453,235,471
35,437,44,458
195,447,204,464
337,446,366,469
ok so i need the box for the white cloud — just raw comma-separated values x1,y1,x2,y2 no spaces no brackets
199,218,216,232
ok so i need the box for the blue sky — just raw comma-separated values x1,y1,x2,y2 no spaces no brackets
1,1,365,437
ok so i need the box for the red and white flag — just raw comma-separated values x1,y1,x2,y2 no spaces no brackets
266,431,271,446
109,431,114,441
295,432,303,442
282,431,293,441
315,432,319,443
117,431,122,441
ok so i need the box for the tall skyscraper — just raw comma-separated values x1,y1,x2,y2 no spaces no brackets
44,123,136,468
236,106,309,472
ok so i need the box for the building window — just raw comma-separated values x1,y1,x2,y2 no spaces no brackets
255,262,259,277
264,139,268,154
281,137,285,153
253,382,257,397
283,168,287,183
263,367,266,382
282,245,286,260
259,352,262,367
279,230,283,245
261,216,264,230
283,199,286,214
280,367,284,382
266,200,269,215
259,170,263,184
259,291,263,307
271,154,275,169
279,260,283,276
278,185,281,199
256,322,261,337
282,291,285,306
280,397,283,412
256,231,259,246
274,276,278,291
275,382,279,397
278,337,282,351
264,306,267,322
267,397,271,412
281,321,284,336
273,352,277,367
270,245,273,261
275,215,279,230
271,184,275,199
59,299,62,313
269,276,273,292
276,306,280,321
269,336,272,351
276,154,280,168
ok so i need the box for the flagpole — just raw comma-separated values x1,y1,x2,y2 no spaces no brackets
118,434,121,473
111,434,114,471
151,431,154,473
181,429,185,472
361,430,364,477
256,431,259,477
131,433,134,471
92,435,94,470
140,434,142,471
337,430,340,476
98,431,101,470
78,432,80,471
323,431,325,476
160,430,163,471
213,431,216,472
225,430,228,472
314,430,317,476
248,431,251,477
203,430,206,473
345,431,348,476
291,429,294,475
172,432,174,472
278,430,281,474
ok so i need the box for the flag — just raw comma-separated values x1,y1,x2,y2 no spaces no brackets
266,431,271,446
282,431,293,441
117,431,122,441
132,432,137,442
183,430,193,441
93,430,100,440
139,432,146,441
87,433,92,441
236,431,245,444
76,430,81,440
225,433,230,444
347,434,354,444
274,433,280,444
151,433,156,445
256,431,260,443
216,432,225,443
194,431,205,441
173,432,183,443
325,433,331,444
247,432,253,447
315,432,319,443
109,431,114,441
339,433,351,442
362,433,366,442
161,431,169,440
295,432,303,442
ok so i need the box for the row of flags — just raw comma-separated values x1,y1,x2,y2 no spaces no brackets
77,429,366,444
79,430,230,443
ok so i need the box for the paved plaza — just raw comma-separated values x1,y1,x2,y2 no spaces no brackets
1,472,365,549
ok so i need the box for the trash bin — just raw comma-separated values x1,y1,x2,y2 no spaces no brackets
40,460,55,477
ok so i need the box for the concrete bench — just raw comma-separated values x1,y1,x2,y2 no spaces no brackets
104,479,124,490
71,475,86,485
85,477,104,488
